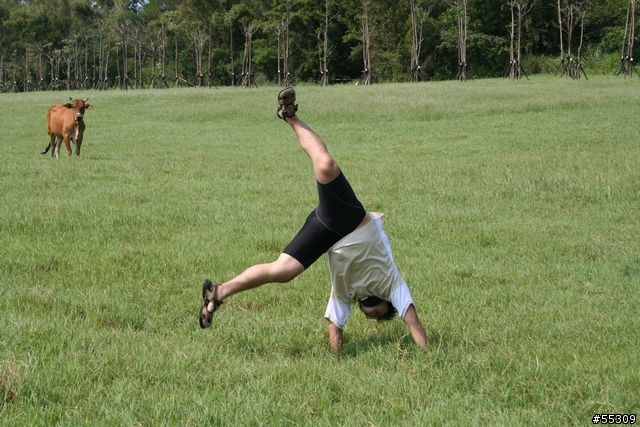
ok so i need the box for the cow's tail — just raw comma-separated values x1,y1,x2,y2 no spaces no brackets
44,114,52,154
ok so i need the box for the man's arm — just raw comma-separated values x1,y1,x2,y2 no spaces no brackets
402,304,428,348
327,320,344,356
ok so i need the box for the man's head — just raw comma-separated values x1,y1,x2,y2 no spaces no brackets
358,296,397,321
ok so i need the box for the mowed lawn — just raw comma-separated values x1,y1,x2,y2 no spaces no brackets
0,76,638,426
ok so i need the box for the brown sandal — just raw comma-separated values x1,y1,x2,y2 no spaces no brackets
199,279,223,328
276,87,298,120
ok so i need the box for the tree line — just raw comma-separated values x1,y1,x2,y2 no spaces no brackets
0,0,637,92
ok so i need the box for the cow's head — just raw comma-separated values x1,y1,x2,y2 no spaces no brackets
68,97,92,122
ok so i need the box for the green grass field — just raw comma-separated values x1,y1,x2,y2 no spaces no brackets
1,76,639,426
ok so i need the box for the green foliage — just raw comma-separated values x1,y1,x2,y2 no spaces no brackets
0,0,637,85
468,32,510,78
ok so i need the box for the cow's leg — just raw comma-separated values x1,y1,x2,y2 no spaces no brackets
63,136,72,157
75,136,82,156
74,124,85,156
53,137,61,159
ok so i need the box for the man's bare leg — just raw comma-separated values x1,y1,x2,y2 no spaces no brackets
284,115,341,184
214,254,304,303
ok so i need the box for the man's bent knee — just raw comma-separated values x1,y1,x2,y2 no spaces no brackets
271,253,305,283
315,157,340,184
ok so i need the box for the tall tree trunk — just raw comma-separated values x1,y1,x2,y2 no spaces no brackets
155,24,168,88
228,15,235,86
83,36,89,89
241,22,256,88
173,31,183,87
0,56,5,92
64,47,73,90
131,26,142,89
627,0,637,76
193,27,207,87
558,1,586,79
508,0,516,78
207,21,213,87
456,0,469,81
318,0,331,86
628,0,636,59
283,2,292,86
275,27,282,86
565,3,573,60
617,0,638,77
575,7,587,79
103,35,111,90
557,0,564,64
50,49,62,89
508,0,532,80
409,0,426,82
361,0,373,85
516,3,523,70
24,44,31,91
120,20,130,90
37,45,47,90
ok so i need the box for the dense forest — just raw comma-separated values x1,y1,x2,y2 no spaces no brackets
0,0,637,91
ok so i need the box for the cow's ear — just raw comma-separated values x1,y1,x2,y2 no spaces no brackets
85,104,93,109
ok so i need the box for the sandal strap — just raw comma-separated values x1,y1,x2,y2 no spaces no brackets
202,279,223,312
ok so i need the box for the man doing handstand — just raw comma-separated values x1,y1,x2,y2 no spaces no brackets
199,88,427,354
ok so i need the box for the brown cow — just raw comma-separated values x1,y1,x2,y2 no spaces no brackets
42,98,92,158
